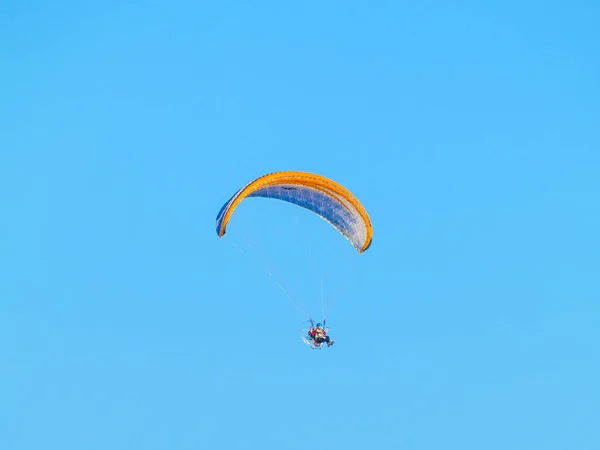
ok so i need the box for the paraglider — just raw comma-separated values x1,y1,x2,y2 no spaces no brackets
216,171,372,348
308,322,334,348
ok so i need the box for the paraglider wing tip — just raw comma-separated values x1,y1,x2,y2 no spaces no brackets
359,238,372,253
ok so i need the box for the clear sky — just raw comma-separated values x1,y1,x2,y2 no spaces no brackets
1,1,599,449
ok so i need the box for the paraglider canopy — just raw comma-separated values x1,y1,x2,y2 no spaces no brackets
215,171,373,253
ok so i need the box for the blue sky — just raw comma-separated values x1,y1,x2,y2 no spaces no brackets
1,1,599,449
